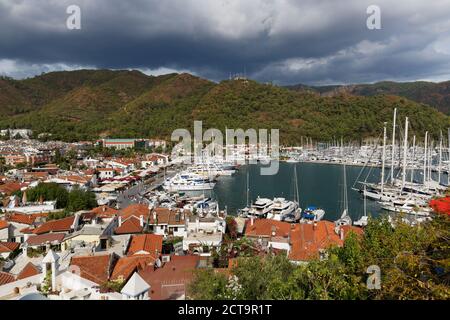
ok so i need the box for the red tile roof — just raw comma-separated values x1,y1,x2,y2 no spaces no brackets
17,262,40,280
0,272,15,286
0,182,23,195
6,213,44,225
32,216,75,235
0,220,8,230
114,217,143,235
0,242,20,253
111,255,158,282
148,207,188,226
70,254,113,285
244,219,292,238
119,204,150,220
20,227,35,234
90,205,118,218
139,255,201,300
26,233,66,246
288,222,363,262
127,234,163,256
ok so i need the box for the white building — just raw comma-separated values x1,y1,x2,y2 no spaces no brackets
182,216,226,253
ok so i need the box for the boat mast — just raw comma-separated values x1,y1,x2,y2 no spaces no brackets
423,131,428,185
294,165,300,205
363,184,367,218
448,128,450,186
401,117,409,191
411,135,416,183
381,122,387,193
391,108,397,184
428,139,433,183
438,131,443,184
343,163,348,214
246,169,249,207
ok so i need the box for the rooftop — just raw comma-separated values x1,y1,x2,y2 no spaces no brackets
70,254,113,285
127,234,163,256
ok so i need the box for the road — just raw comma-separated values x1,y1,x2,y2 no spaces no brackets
116,168,179,209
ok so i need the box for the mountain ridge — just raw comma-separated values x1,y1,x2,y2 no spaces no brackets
0,70,449,144
285,80,450,115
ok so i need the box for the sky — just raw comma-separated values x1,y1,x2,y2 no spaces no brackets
1,0,450,85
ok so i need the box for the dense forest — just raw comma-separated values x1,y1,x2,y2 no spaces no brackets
286,80,450,115
0,70,449,144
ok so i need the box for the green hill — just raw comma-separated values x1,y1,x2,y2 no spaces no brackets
0,70,449,144
286,81,450,115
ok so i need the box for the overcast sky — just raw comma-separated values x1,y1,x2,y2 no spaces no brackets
1,0,450,85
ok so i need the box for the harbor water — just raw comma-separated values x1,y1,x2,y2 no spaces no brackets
201,162,447,221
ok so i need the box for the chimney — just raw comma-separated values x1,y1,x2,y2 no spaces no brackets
250,216,254,226
140,215,144,227
118,216,122,227
340,227,345,241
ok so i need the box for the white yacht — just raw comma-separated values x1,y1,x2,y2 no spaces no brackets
247,197,273,218
266,198,298,221
188,163,236,177
380,201,431,216
163,172,216,192
183,197,219,216
286,158,300,163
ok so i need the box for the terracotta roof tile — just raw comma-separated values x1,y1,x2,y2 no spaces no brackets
17,262,40,280
90,205,118,218
139,255,200,300
6,213,41,225
26,233,66,246
0,182,23,195
244,219,291,238
119,204,150,220
70,254,113,285
33,216,75,235
0,242,20,253
148,208,188,226
111,255,158,282
115,217,143,235
0,272,15,286
0,220,8,230
288,221,363,262
127,234,163,256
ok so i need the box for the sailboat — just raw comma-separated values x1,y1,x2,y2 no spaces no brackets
354,185,369,227
237,169,251,217
335,163,352,226
283,165,302,223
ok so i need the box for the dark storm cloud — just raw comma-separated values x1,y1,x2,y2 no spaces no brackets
0,0,449,84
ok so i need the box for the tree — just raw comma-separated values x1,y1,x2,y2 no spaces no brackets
189,215,450,300
26,183,97,212
188,269,229,300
